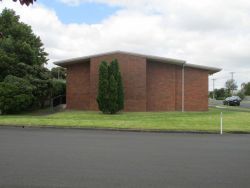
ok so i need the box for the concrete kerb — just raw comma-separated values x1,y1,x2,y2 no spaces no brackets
0,124,249,134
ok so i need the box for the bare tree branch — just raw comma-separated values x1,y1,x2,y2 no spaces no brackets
0,0,36,6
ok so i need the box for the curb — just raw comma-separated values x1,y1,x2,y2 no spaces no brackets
1,124,249,134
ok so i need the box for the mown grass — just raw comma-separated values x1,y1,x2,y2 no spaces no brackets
0,107,249,133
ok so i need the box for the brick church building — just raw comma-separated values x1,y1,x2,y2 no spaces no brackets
54,51,221,111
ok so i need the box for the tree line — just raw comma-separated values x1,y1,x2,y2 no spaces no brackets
209,79,250,100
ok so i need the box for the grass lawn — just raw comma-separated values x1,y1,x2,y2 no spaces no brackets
0,107,249,133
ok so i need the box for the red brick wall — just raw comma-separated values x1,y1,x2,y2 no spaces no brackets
184,67,209,111
64,53,209,112
65,62,90,110
146,61,176,111
90,53,147,111
175,66,183,111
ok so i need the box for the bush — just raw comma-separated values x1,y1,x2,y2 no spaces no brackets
109,75,118,114
28,78,66,108
51,79,66,97
237,90,245,100
110,59,124,111
29,78,51,108
209,88,231,100
242,82,250,95
0,75,34,114
51,67,67,80
97,61,109,113
97,59,124,114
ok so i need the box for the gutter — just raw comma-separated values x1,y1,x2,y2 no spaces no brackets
182,63,185,112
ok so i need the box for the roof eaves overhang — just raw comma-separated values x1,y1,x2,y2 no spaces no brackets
53,51,221,74
185,63,222,74
53,51,121,66
54,58,90,67
53,51,186,67
146,56,185,66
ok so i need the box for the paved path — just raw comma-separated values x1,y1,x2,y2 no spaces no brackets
0,127,250,188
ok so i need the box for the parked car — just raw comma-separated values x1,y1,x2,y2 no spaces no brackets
223,96,241,106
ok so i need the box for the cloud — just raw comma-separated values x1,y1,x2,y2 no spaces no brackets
1,0,250,90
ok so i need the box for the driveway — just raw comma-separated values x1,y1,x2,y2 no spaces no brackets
0,127,250,188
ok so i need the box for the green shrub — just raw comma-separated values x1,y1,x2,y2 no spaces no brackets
0,75,34,114
51,79,66,97
237,90,245,100
242,82,250,95
97,59,124,114
109,75,118,114
97,61,109,113
29,78,52,108
51,67,67,80
209,88,231,100
110,59,124,111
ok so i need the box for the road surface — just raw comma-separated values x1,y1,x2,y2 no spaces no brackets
0,127,250,188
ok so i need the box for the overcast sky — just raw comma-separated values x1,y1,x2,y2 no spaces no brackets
1,0,250,90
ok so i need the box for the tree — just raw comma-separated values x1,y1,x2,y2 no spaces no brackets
97,61,109,113
225,79,238,95
51,67,67,80
96,60,124,114
0,9,66,113
51,79,66,97
242,82,250,95
29,78,51,108
108,60,119,113
0,75,34,114
209,88,230,100
0,0,36,6
110,59,124,111
108,75,118,114
0,1,36,39
237,90,245,100
0,9,48,81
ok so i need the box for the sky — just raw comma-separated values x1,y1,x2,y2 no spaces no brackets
0,0,250,91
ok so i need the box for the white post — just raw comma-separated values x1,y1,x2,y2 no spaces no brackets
220,112,223,135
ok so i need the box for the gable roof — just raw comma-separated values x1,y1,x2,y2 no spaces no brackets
54,50,221,74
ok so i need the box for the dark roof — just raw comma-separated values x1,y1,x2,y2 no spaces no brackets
54,51,221,74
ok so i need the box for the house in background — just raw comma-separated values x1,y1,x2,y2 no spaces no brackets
54,51,221,111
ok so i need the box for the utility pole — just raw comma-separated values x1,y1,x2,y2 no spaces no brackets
212,78,216,99
230,72,235,80
229,72,236,95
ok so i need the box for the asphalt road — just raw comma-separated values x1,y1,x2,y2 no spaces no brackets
0,127,250,188
209,99,250,109
240,101,250,108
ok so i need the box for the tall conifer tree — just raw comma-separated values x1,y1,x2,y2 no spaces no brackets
111,59,124,111
97,59,124,114
96,61,109,113
108,74,118,114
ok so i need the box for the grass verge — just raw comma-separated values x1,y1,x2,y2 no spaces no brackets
0,107,249,133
